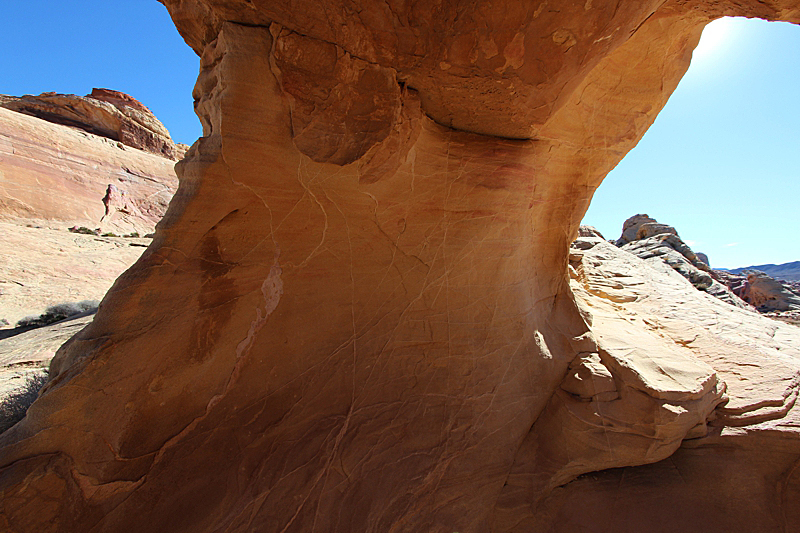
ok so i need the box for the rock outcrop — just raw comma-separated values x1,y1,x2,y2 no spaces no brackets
718,268,800,312
614,213,658,246
0,90,186,160
614,215,750,310
0,104,178,235
512,236,800,532
2,2,800,532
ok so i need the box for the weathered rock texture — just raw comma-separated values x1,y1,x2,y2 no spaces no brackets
2,2,800,532
615,215,751,310
719,268,800,312
0,90,186,160
0,222,151,328
518,237,800,532
0,105,178,234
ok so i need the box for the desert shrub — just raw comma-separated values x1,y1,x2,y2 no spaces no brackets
101,232,119,237
125,232,140,238
69,226,99,235
0,372,48,434
16,300,99,328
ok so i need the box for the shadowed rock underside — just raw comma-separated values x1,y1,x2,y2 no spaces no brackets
1,1,799,532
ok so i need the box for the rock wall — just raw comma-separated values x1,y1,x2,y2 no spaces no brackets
0,90,186,160
2,1,800,532
0,105,178,235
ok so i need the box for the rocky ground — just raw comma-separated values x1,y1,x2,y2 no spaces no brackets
606,214,800,325
0,314,93,398
0,91,180,396
519,235,800,531
0,222,149,329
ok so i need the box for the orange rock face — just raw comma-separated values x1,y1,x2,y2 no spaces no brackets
0,90,186,161
0,106,178,234
2,1,800,532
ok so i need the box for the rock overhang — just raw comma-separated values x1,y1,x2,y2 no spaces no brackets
2,1,800,532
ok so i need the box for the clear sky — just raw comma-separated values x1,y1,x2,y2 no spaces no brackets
1,5,797,268
583,17,800,268
0,1,200,145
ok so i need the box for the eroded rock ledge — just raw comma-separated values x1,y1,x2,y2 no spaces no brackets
0,89,186,160
1,1,799,532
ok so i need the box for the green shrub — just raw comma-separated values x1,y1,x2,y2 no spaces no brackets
0,372,48,434
69,226,99,235
16,300,99,328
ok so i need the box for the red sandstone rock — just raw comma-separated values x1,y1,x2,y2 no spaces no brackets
0,90,186,160
0,106,178,235
744,270,800,311
88,88,153,114
2,1,800,532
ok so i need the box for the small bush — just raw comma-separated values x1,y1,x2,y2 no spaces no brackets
0,372,48,434
101,232,119,237
69,226,100,235
16,300,99,328
125,232,140,238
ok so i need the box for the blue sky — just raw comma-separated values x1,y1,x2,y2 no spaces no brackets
0,1,200,145
1,4,797,268
583,17,800,268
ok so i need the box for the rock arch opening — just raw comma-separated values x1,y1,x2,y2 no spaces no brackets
584,16,800,269
1,4,800,533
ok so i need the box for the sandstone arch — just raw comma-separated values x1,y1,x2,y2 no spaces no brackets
2,2,799,532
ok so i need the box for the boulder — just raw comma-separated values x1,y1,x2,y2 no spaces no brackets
717,268,800,312
744,270,800,311
615,213,657,246
2,2,800,532
578,225,605,239
635,221,678,240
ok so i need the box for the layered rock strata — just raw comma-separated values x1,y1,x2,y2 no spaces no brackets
0,90,186,160
515,237,800,532
719,268,800,312
0,105,178,234
615,215,751,309
1,1,800,532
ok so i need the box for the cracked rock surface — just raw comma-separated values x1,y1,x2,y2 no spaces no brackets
0,105,178,235
522,238,800,532
1,1,800,532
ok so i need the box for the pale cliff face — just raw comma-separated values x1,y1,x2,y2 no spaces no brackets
1,1,799,532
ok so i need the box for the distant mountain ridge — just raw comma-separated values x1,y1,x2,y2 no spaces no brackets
723,261,800,281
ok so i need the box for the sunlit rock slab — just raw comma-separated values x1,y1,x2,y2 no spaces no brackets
0,106,178,234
